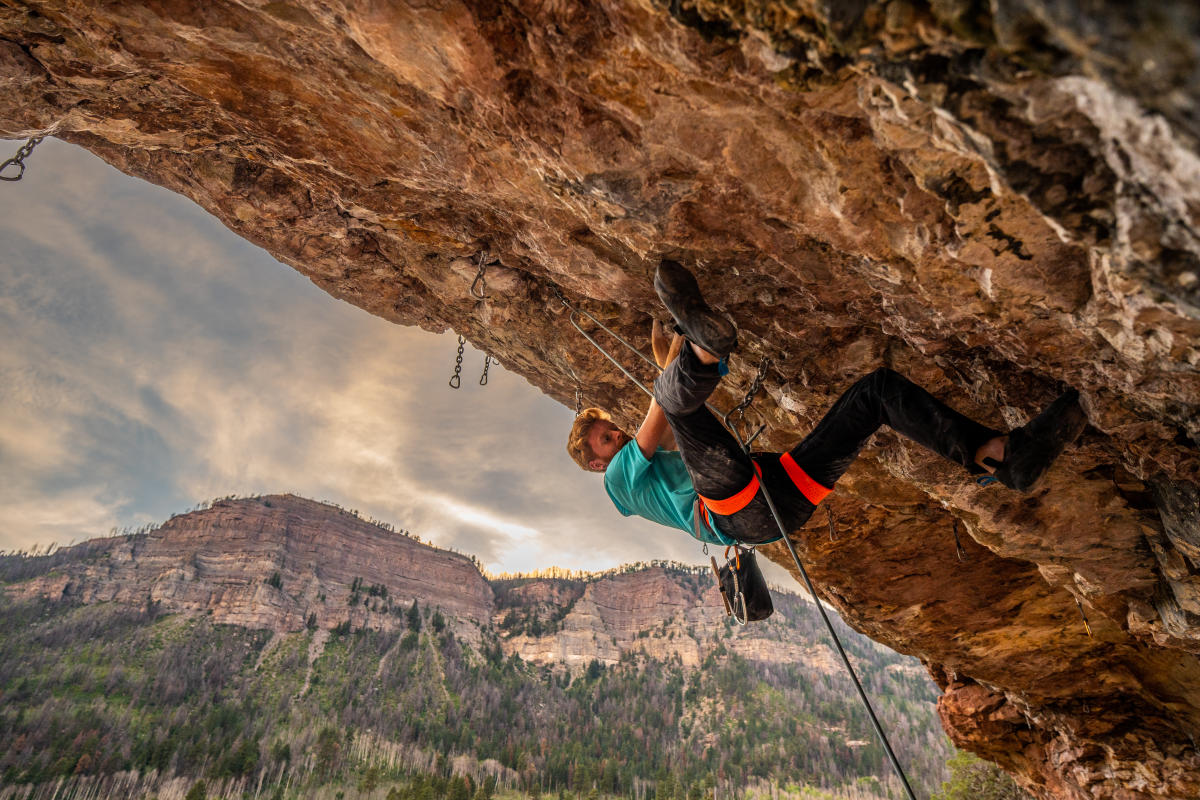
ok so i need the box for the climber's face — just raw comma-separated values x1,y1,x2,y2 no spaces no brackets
586,420,630,471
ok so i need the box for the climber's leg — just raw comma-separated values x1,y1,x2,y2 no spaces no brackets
786,368,1004,490
654,342,751,500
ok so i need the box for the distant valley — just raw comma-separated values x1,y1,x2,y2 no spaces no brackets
0,495,955,800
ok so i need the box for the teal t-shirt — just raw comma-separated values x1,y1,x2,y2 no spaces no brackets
603,441,734,546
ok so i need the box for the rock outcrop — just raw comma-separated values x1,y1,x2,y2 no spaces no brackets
3,494,841,672
494,566,849,671
2,2,1199,797
4,495,495,637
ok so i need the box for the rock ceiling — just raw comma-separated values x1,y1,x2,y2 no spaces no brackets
2,1,1199,797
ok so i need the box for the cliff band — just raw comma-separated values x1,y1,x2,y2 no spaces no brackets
2,2,1199,798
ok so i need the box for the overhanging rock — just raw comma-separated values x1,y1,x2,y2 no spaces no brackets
2,1,1198,797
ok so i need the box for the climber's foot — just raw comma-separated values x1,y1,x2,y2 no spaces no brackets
654,260,737,360
984,389,1086,492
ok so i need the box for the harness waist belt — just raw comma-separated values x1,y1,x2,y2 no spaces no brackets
698,456,833,519
697,463,762,516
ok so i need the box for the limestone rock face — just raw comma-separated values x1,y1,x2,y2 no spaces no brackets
2,1,1199,798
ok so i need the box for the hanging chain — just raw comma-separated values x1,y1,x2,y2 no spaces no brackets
724,356,772,445
1,137,43,182
479,355,491,385
448,335,465,389
732,357,771,424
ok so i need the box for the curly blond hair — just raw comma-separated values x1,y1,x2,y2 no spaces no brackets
566,407,614,472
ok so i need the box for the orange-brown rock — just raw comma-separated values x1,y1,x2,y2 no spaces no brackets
2,2,1199,798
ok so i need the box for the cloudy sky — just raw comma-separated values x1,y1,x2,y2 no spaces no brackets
0,138,795,580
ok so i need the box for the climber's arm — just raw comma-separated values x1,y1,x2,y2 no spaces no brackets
635,398,674,460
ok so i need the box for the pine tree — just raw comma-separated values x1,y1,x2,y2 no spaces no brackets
408,600,422,632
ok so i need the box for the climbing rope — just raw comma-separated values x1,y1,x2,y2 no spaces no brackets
719,360,919,800
554,283,918,800
1,137,42,182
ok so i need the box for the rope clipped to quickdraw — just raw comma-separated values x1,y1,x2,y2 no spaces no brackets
1075,595,1094,638
722,357,771,450
952,519,968,562
553,281,917,800
1,137,42,182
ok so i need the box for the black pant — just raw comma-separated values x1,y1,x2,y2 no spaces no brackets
653,346,1002,544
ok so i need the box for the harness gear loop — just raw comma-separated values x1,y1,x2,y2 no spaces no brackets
448,335,465,389
470,252,488,300
1,137,43,182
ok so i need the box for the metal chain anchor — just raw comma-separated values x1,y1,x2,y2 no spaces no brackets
448,335,465,389
723,356,772,448
1,137,43,182
479,355,491,385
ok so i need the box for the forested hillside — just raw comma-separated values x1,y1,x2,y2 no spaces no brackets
0,568,952,800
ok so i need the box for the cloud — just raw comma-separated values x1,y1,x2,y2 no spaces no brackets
0,140,716,577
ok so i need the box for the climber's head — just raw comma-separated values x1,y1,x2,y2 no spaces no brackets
566,408,630,472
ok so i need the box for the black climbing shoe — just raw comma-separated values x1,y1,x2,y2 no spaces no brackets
653,260,738,359
986,389,1086,492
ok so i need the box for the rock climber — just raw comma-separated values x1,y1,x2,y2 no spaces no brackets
566,260,1087,546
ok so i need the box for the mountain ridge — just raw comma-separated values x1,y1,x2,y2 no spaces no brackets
0,493,954,800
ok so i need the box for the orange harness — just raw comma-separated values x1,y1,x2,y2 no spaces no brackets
697,454,832,525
